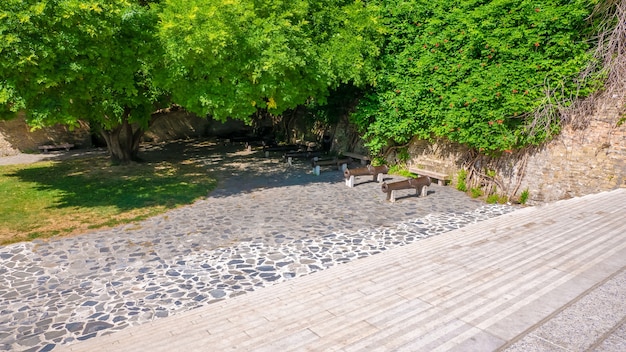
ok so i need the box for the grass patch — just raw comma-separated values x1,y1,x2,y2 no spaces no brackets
486,194,499,204
486,193,509,204
0,156,216,245
519,189,530,205
470,187,483,198
387,165,418,178
456,169,468,192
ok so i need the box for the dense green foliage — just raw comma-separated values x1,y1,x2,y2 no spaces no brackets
0,0,166,162
1,0,383,162
158,0,383,121
352,0,601,154
0,0,609,161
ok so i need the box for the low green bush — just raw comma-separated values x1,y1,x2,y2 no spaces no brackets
470,187,483,198
456,169,468,192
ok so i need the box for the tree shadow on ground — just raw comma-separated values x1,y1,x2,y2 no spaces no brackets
139,139,347,199
5,138,347,211
5,150,215,211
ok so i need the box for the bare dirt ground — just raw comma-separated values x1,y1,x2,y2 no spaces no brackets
0,140,213,166
0,138,253,167
0,147,109,166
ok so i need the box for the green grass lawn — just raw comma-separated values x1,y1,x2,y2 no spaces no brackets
0,156,216,245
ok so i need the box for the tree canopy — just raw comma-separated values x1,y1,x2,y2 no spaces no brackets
0,0,611,162
0,0,384,162
352,0,602,154
157,0,383,121
0,0,166,162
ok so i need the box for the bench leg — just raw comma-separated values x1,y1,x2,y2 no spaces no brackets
265,151,269,157
377,173,384,183
287,157,293,166
420,185,428,197
438,179,444,186
313,165,320,176
360,159,367,166
386,190,396,202
345,175,355,188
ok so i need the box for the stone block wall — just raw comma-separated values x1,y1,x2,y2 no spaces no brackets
143,110,211,143
330,116,369,157
518,97,625,203
0,111,253,156
0,130,18,157
406,140,468,177
0,115,91,156
405,94,626,204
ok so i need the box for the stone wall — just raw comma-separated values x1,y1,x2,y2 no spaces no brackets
3,97,623,205
144,110,210,142
0,130,18,157
404,93,626,204
144,110,254,142
330,116,369,157
0,114,91,156
517,96,625,203
0,111,251,156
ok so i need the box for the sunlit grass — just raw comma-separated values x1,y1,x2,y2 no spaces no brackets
0,156,216,245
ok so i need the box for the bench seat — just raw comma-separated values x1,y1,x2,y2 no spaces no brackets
408,167,450,186
38,144,74,153
311,158,350,175
341,152,370,165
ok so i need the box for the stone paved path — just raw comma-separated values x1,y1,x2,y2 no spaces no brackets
57,189,626,352
0,141,516,351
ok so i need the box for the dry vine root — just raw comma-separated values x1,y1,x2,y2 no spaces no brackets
461,151,505,199
460,146,535,203
530,0,626,132
587,0,626,99
465,1,625,202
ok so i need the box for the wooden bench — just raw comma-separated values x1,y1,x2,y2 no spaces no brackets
341,152,370,165
264,144,299,152
263,144,300,157
381,176,431,202
311,157,351,175
344,165,389,187
408,167,450,186
38,143,74,153
284,151,323,166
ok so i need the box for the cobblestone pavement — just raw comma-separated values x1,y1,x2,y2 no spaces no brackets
0,141,518,351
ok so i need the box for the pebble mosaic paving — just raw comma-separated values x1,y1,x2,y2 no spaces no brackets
0,204,515,352
0,142,519,351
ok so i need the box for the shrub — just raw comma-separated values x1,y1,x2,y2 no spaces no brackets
470,187,483,198
519,189,530,205
371,156,386,166
486,194,499,204
456,169,468,192
351,0,600,155
388,165,417,178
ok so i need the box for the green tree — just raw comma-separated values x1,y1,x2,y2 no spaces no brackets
1,0,383,162
352,0,600,155
0,0,166,163
157,0,384,122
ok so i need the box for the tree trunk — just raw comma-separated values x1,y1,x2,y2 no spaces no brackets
100,108,145,164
